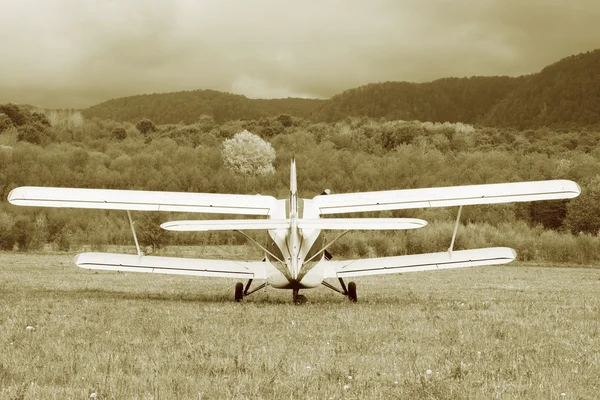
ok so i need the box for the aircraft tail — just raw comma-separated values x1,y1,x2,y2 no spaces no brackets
290,158,298,216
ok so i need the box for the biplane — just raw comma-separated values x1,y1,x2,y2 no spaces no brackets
8,160,580,303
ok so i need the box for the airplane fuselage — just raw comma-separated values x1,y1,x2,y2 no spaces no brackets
262,160,329,290
265,197,327,289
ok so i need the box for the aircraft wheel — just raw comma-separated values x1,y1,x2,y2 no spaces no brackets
234,282,244,302
294,294,308,305
347,282,357,302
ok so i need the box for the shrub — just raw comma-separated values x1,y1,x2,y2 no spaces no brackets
0,212,16,250
13,216,34,251
54,227,73,252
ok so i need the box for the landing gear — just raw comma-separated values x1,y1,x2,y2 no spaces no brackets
294,294,308,305
293,288,308,305
234,282,244,302
234,279,267,302
321,278,358,302
347,281,357,302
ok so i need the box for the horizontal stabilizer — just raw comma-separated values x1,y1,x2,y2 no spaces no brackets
323,247,516,278
161,218,427,231
162,219,290,231
8,187,276,215
313,180,580,214
298,218,427,230
74,253,267,279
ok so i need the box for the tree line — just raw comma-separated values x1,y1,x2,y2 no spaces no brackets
1,103,600,263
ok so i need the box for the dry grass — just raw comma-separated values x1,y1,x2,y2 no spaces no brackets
1,250,599,399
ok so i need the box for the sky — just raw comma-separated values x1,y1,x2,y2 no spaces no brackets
0,0,599,109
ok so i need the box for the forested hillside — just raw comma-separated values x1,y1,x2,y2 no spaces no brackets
83,90,325,124
310,76,526,123
81,49,600,129
482,50,600,128
315,50,600,127
2,103,600,264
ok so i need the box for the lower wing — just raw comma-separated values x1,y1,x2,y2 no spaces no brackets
322,247,516,278
75,253,267,279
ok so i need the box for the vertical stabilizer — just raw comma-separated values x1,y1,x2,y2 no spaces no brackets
289,158,299,278
290,158,298,216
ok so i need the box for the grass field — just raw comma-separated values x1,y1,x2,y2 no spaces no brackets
1,248,599,399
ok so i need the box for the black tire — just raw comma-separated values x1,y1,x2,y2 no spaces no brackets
234,282,244,302
294,294,308,305
347,282,357,302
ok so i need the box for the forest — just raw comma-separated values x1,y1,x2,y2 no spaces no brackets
82,49,600,130
1,101,600,264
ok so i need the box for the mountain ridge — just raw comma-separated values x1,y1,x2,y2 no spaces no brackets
81,49,600,129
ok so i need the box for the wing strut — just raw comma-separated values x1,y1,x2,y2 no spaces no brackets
303,230,350,265
448,205,463,256
321,278,349,295
234,230,285,265
127,210,143,256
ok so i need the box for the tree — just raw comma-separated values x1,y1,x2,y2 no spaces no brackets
136,119,157,135
0,113,13,132
564,176,600,234
0,103,30,126
112,126,127,140
31,112,51,127
17,124,45,144
136,212,168,253
528,200,568,230
276,113,294,128
222,130,276,175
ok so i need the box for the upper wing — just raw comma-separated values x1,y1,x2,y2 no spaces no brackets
8,187,277,215
323,247,516,278
313,180,580,215
75,252,267,279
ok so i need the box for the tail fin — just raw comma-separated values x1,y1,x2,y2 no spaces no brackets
290,158,298,216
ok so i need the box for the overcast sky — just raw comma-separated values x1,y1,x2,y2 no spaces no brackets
0,0,598,108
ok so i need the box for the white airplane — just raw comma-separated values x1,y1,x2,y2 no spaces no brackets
8,160,580,303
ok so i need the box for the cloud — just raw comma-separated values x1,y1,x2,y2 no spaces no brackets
0,0,598,108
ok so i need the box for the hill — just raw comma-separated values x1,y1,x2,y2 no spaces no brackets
309,76,526,123
81,50,600,129
82,90,325,124
481,49,600,129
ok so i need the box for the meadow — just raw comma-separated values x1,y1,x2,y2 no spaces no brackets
1,248,599,399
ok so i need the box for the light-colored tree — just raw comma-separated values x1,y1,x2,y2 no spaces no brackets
222,130,276,175
30,213,49,251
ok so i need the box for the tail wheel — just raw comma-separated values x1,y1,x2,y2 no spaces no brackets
294,294,308,305
234,282,244,302
347,282,357,302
